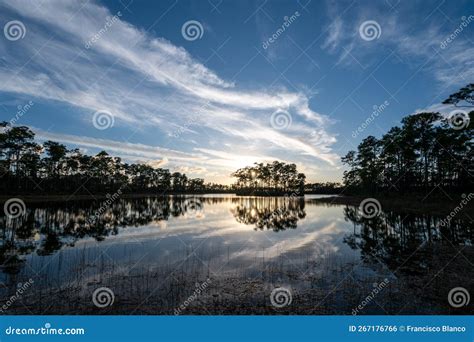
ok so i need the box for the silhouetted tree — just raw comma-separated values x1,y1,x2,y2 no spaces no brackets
442,83,474,107
231,161,306,194
0,125,223,195
342,87,473,194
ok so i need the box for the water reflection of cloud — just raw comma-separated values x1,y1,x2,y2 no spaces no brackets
228,222,344,262
2,198,359,285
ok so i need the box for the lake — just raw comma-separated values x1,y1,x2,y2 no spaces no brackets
0,195,472,314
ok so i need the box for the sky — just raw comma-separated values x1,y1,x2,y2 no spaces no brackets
0,0,473,184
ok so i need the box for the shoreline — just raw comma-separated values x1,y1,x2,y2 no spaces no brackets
0,192,472,209
309,194,474,215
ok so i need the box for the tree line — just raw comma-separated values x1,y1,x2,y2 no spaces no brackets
231,161,306,194
0,121,309,196
304,182,343,194
1,84,472,196
0,122,227,195
341,85,473,194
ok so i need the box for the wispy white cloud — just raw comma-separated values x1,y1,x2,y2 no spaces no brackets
33,128,200,161
0,0,340,182
322,1,474,86
322,17,343,52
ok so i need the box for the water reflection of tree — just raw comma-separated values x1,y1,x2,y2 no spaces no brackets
230,197,306,231
0,196,221,274
342,206,473,269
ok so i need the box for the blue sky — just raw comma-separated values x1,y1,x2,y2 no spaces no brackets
0,0,473,184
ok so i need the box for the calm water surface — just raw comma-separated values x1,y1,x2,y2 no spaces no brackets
0,195,472,314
